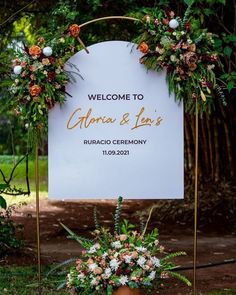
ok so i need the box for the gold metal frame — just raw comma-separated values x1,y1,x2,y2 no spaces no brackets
35,15,199,295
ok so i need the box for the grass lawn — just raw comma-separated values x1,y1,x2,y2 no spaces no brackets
0,266,236,295
0,266,67,295
0,155,48,205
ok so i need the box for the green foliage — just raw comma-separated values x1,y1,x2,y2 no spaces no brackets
114,196,123,234
0,206,24,257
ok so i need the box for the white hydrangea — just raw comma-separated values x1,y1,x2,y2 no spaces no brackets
151,257,161,268
119,275,128,285
88,243,100,254
102,252,108,259
111,241,122,249
104,267,112,279
109,258,119,271
136,246,147,253
124,255,132,264
88,246,97,254
88,263,98,271
149,271,156,280
137,256,146,267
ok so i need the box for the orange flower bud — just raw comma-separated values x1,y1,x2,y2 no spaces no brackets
138,42,149,54
30,85,42,96
69,24,80,37
29,45,42,57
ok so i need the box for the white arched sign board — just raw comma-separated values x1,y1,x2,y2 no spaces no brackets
48,41,183,199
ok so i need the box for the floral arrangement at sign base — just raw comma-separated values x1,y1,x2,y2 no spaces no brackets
61,197,191,295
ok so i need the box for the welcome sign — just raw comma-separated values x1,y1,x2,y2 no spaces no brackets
48,41,184,199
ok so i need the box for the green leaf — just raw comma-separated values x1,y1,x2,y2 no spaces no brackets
227,34,236,43
227,81,234,92
224,46,233,57
203,8,214,16
184,0,193,5
218,0,226,4
0,195,7,209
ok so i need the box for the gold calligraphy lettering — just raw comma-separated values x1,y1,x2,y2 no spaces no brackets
67,107,116,130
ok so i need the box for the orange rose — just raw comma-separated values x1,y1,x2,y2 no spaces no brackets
30,85,42,96
29,45,42,57
138,42,149,54
69,24,80,37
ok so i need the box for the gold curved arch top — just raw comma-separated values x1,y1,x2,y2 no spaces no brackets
79,16,140,28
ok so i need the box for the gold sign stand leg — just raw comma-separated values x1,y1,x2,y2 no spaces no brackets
35,145,41,294
193,101,199,294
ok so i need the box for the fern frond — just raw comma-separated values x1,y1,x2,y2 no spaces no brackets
161,251,187,262
166,270,192,286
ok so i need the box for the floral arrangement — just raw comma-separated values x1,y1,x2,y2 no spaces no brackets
135,6,226,112
62,197,191,294
10,24,82,134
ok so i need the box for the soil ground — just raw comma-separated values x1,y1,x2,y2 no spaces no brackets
1,199,236,294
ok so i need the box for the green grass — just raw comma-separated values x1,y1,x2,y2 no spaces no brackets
0,155,48,193
0,266,68,295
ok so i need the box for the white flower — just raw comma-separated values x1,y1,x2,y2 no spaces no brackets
13,65,22,75
149,271,156,280
88,246,97,254
170,55,177,62
59,37,65,43
110,259,119,271
104,267,112,278
91,277,97,286
187,39,193,44
88,243,100,254
102,252,108,259
169,19,179,29
43,46,53,57
151,257,161,268
137,256,146,267
78,273,85,281
119,275,128,285
207,64,215,70
111,241,122,249
124,255,132,264
88,263,98,271
136,246,147,253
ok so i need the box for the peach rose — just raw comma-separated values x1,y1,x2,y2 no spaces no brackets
29,45,42,57
119,234,127,241
30,85,42,96
87,258,94,264
131,251,138,259
93,267,103,275
69,24,80,37
138,42,149,54
42,58,50,66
